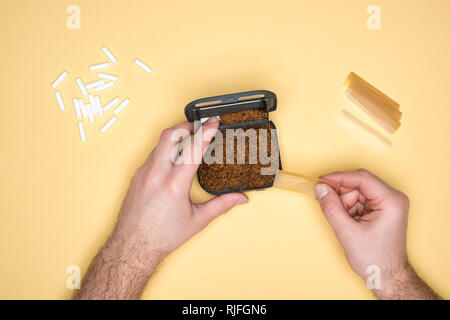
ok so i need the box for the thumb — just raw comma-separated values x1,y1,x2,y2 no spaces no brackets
193,193,248,229
315,183,356,236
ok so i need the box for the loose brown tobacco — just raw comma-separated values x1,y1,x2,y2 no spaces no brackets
198,110,277,194
219,109,267,125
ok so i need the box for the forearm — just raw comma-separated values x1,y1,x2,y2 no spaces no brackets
73,232,165,300
372,263,441,300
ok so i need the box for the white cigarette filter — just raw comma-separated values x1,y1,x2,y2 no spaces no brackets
86,103,95,123
79,99,88,118
89,62,109,71
113,98,130,115
51,71,68,89
95,96,103,115
76,78,88,96
89,95,103,115
134,58,152,74
98,72,118,81
101,46,117,64
78,122,86,142
103,97,120,112
54,91,65,111
101,116,117,132
73,99,82,118
88,94,96,113
85,79,105,89
94,81,114,92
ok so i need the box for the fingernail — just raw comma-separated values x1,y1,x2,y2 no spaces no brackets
315,184,328,200
206,116,218,123
236,197,248,205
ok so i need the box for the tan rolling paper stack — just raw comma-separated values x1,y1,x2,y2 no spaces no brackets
344,72,402,134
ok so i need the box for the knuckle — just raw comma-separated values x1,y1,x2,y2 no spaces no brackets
397,191,410,208
386,190,410,214
356,168,371,177
160,128,173,140
163,179,182,195
139,167,161,189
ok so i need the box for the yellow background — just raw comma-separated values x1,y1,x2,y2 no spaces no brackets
0,0,449,299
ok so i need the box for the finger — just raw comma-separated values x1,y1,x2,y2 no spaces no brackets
173,116,220,181
154,122,194,156
151,122,194,168
320,169,393,200
359,193,366,203
356,202,366,215
339,186,355,195
192,192,248,230
348,202,366,217
315,183,357,237
348,204,358,217
340,189,360,210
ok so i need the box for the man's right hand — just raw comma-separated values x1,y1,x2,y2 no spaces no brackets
314,169,440,299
